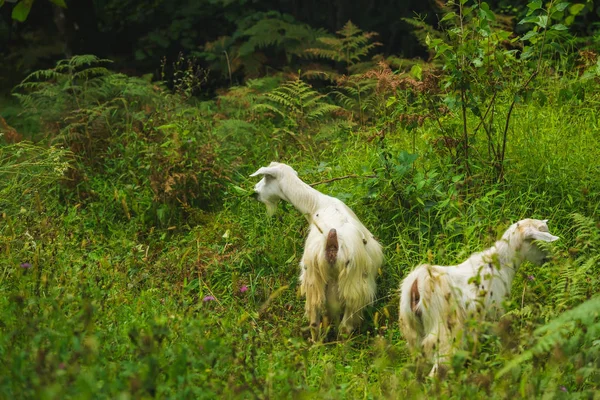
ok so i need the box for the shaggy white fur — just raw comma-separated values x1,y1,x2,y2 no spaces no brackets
251,162,384,341
399,219,559,376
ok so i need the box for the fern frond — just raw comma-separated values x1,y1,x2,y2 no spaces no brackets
303,20,381,73
306,103,341,121
550,213,600,309
571,213,600,253
72,67,112,80
402,17,444,50
254,77,340,129
253,103,288,119
497,295,600,378
239,16,324,57
52,55,112,75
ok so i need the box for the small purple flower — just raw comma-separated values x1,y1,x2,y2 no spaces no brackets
240,285,248,293
203,295,216,302
20,263,32,269
560,386,567,392
58,363,66,370
528,275,535,281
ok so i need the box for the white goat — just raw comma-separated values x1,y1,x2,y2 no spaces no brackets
399,219,559,376
251,162,384,341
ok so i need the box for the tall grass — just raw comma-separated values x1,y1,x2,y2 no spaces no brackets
0,47,598,398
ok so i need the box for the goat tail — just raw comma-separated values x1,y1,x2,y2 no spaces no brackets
325,228,338,265
399,265,453,351
399,269,425,348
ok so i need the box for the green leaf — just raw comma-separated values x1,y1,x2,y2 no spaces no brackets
462,6,474,17
410,64,422,80
440,12,457,22
452,174,464,183
230,185,249,195
11,0,33,22
518,15,539,25
526,0,543,14
552,23,568,30
157,124,178,131
565,15,575,25
520,46,536,59
513,93,523,104
553,2,570,12
569,3,585,15
49,0,67,7
520,30,539,41
0,0,5,7
478,5,495,22
398,151,418,166
535,15,548,28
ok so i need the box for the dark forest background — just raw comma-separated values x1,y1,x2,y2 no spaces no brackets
2,0,599,93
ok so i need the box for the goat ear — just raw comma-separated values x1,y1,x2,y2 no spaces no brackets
250,166,279,178
526,228,559,242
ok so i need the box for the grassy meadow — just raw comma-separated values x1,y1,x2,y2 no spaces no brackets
1,7,600,398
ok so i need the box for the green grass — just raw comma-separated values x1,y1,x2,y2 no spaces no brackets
1,54,599,399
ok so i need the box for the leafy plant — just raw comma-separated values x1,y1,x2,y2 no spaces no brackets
254,76,341,148
202,11,326,81
303,20,382,79
410,0,584,181
1,1,600,398
0,141,70,213
12,55,229,220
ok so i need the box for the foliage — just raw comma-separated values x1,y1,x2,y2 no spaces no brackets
0,141,70,213
11,55,229,220
201,11,327,81
254,76,341,133
495,213,599,390
303,20,382,79
0,0,65,22
1,0,600,398
161,53,210,99
401,0,587,182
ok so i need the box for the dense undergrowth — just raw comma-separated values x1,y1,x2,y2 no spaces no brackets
1,1,599,398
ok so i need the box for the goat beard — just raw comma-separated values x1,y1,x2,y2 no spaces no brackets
265,201,278,216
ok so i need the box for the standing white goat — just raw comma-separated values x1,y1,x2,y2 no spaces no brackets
250,162,384,341
399,219,559,376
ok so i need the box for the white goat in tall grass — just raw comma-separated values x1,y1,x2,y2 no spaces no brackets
251,162,384,341
399,219,559,376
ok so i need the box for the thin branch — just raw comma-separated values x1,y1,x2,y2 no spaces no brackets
498,69,538,181
460,87,471,176
498,1,554,182
472,90,498,135
223,50,232,87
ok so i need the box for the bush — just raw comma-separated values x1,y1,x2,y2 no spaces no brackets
12,55,230,226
